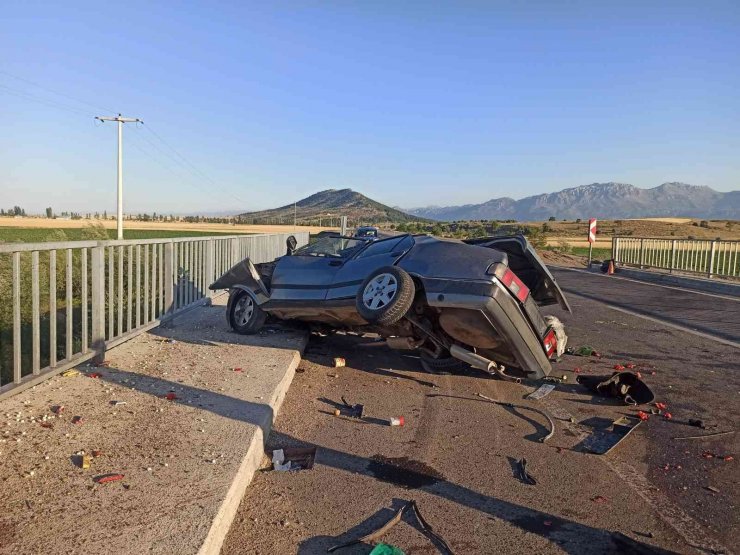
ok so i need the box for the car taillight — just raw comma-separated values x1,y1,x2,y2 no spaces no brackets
500,268,530,303
543,328,557,358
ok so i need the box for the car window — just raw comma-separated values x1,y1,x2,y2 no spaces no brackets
355,228,378,238
354,235,411,259
293,236,365,258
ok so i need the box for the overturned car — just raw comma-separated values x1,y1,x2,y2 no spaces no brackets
210,233,570,380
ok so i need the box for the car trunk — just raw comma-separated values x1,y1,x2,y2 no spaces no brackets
464,235,571,312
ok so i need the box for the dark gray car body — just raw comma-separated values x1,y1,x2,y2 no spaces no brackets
211,234,570,379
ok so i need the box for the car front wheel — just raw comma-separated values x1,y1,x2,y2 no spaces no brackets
228,289,266,334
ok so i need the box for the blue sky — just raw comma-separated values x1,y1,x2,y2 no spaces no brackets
2,1,738,214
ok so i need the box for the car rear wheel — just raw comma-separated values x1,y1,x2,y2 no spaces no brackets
229,289,266,335
356,266,415,326
419,350,467,374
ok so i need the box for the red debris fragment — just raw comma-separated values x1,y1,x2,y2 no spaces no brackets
39,422,53,429
591,495,609,503
164,392,178,401
574,367,582,374
702,451,715,459
638,411,650,421
655,402,667,410
92,450,103,457
625,363,636,369
233,368,243,372
88,372,102,379
661,464,670,470
94,473,124,484
650,371,657,375
613,364,625,371
636,371,643,379
663,412,672,420
724,456,734,462
72,416,84,425
543,520,552,527
52,405,64,414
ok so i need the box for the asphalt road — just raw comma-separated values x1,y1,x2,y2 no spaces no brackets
223,277,739,554
550,268,740,344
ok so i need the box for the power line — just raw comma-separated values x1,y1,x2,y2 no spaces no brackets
126,132,229,209
0,69,116,114
0,83,95,118
141,123,249,207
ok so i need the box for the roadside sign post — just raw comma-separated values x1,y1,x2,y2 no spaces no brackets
587,218,597,267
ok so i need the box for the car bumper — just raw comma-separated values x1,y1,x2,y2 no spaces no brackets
421,278,552,379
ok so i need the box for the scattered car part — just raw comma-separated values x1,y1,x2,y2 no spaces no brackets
476,393,555,443
527,384,555,400
389,416,405,427
94,473,124,484
673,430,735,441
340,397,364,419
327,500,453,554
515,458,537,485
580,416,643,455
577,372,655,405
271,446,317,471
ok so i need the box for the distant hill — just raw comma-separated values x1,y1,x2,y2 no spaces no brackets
406,183,740,221
237,189,424,224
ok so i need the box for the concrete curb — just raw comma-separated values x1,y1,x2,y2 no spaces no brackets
612,267,740,297
197,348,304,555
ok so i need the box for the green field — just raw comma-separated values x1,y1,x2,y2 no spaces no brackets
0,226,250,243
571,246,612,260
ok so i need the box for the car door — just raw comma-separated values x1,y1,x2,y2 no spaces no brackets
326,235,414,301
269,255,345,302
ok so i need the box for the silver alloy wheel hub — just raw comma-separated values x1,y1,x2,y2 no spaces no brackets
235,295,254,325
362,273,398,310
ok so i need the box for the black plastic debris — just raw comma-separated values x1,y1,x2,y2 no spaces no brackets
577,372,655,405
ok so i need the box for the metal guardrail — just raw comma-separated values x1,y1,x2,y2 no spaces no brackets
0,232,309,400
612,237,740,279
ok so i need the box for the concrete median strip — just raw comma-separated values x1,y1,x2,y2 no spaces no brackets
0,295,307,555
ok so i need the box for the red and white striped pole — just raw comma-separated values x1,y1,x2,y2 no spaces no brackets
587,218,597,267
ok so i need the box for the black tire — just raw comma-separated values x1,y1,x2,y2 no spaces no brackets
356,266,415,326
420,350,467,374
228,289,267,335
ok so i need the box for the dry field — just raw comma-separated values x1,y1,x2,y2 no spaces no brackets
0,217,335,236
535,218,740,247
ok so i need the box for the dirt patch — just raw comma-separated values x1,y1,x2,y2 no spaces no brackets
539,249,588,268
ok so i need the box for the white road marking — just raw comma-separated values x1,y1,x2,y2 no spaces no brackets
552,266,740,302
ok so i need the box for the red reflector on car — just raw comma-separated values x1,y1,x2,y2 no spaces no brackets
543,328,557,358
500,269,530,303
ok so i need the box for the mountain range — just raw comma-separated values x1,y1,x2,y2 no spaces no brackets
405,183,739,221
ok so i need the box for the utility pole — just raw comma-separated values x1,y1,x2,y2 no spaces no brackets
294,202,297,231
95,114,142,239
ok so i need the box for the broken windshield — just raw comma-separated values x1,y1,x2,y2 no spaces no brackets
293,236,366,258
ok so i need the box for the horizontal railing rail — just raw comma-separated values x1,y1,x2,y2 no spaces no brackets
0,232,309,400
612,237,740,279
